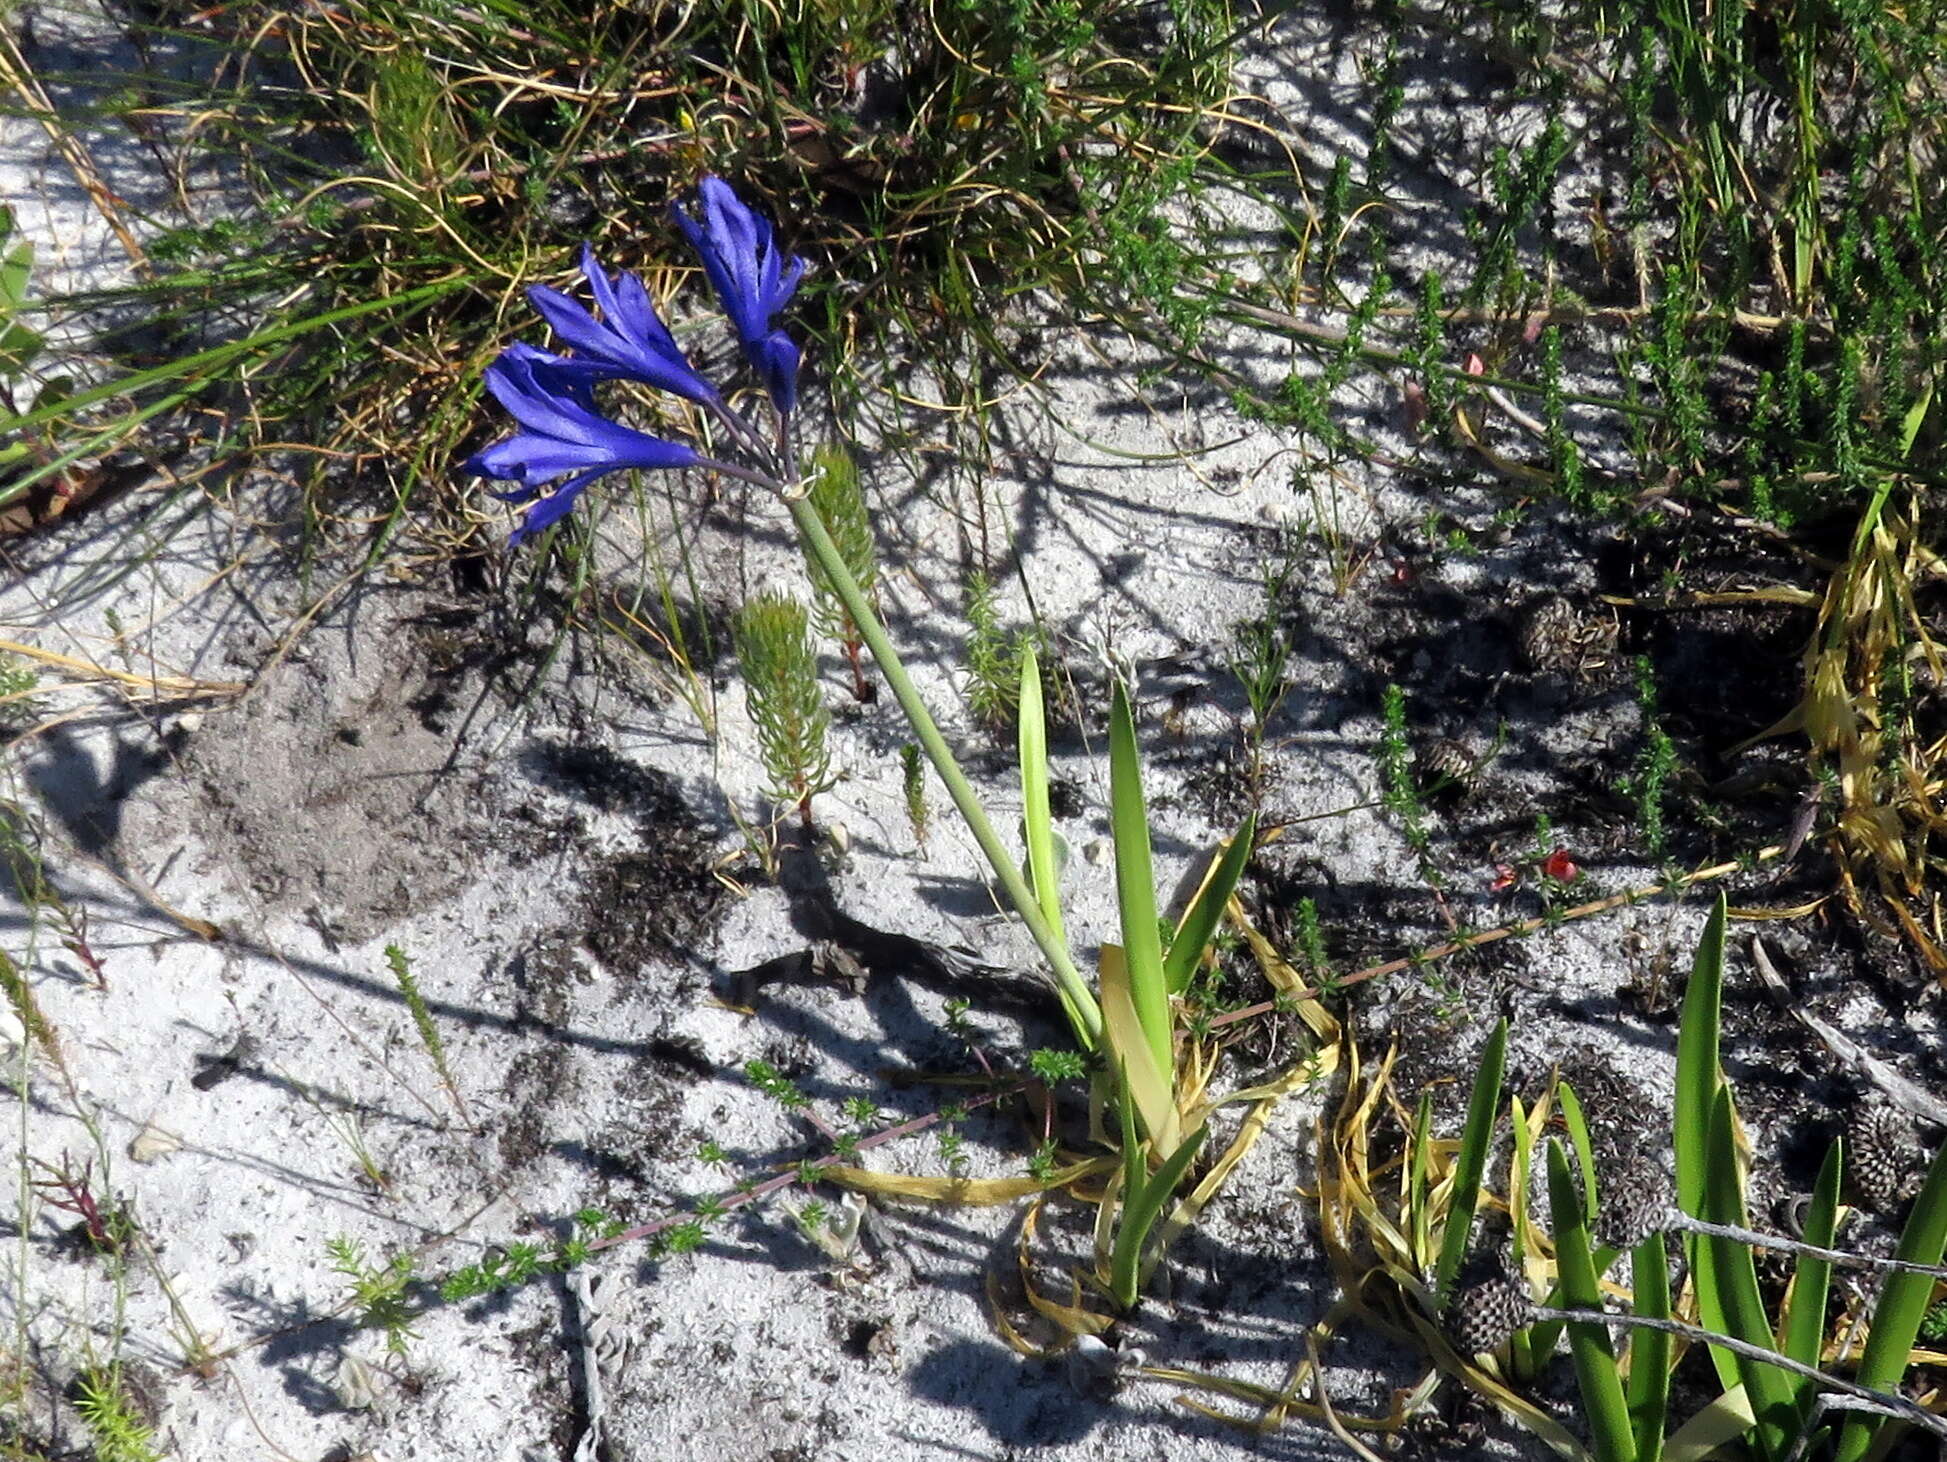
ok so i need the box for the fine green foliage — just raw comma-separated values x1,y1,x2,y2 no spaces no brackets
736,591,835,830
384,942,470,1129
803,444,878,700
965,572,1030,730
1229,560,1294,780
899,743,929,848
326,1236,418,1357
72,1366,160,1462
0,948,59,1069
1626,657,1676,865
0,655,39,727
1377,684,1438,886
439,1209,624,1302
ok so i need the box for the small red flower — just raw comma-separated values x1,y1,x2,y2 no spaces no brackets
1541,847,1579,882
1464,352,1486,377
1490,863,1519,892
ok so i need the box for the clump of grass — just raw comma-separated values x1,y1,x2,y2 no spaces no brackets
383,943,471,1130
736,592,835,832
31,0,1242,577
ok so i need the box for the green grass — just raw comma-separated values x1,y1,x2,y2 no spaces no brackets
12,0,1947,1446
5,0,1244,581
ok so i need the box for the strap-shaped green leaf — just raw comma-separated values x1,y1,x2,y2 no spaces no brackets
1834,1135,1947,1462
1628,1231,1672,1462
1163,813,1256,995
1781,1138,1840,1426
1548,1140,1637,1462
1110,1123,1209,1310
1017,645,1065,947
1558,1079,1599,1224
1674,894,1737,1394
1108,678,1170,1077
1433,1017,1507,1300
1703,1086,1799,1462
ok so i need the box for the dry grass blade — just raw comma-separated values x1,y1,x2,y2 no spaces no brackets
1733,495,1947,970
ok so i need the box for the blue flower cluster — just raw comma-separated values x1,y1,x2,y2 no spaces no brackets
464,177,807,544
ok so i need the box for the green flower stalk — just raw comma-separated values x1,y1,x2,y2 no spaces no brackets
469,178,1102,1050
789,496,1103,1049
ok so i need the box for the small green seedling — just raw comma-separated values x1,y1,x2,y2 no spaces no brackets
736,590,835,832
384,942,471,1129
802,444,878,702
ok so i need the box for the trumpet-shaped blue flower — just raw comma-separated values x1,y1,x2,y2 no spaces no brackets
674,175,807,415
462,343,702,544
526,245,718,405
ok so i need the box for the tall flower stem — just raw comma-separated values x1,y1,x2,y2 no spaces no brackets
787,494,1104,1051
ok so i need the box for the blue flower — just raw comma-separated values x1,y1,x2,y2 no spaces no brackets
526,245,718,405
462,343,702,544
674,176,807,415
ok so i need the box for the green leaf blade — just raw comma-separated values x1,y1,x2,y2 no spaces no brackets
1834,1136,1947,1462
1017,645,1065,947
1547,1139,1637,1462
1108,678,1169,1078
1433,1017,1507,1301
1162,813,1255,995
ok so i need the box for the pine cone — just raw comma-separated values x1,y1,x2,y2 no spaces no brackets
1845,1102,1916,1212
1446,1267,1535,1355
1594,1156,1672,1251
1415,739,1480,801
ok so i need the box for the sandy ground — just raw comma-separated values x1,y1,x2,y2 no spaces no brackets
3,4,1940,1461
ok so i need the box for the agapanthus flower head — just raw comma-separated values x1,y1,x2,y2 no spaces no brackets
463,342,702,545
674,175,807,415
525,245,718,405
